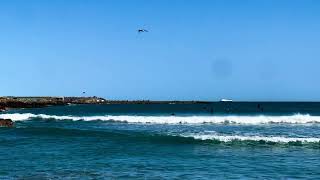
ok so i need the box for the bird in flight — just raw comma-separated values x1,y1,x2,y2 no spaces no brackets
138,29,148,33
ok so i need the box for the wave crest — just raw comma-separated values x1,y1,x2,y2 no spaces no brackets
182,133,320,143
1,113,320,124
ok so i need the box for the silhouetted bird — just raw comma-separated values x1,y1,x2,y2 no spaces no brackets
138,29,148,33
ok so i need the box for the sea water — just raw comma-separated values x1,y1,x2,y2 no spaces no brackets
1,103,320,179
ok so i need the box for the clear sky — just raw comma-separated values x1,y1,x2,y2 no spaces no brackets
0,0,320,101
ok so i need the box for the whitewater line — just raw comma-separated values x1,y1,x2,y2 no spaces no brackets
1,113,320,124
182,133,320,143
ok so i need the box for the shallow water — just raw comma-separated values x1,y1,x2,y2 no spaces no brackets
1,103,320,179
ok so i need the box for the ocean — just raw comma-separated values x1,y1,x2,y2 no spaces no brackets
1,102,320,179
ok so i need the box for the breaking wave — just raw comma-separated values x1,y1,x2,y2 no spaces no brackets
181,133,320,143
1,113,320,124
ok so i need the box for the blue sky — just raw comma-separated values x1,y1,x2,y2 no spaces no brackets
0,0,320,101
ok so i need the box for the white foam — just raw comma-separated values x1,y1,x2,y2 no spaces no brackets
1,113,320,124
180,131,320,143
182,133,320,143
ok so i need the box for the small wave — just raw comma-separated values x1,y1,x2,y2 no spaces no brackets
3,122,320,144
182,133,320,143
1,113,320,124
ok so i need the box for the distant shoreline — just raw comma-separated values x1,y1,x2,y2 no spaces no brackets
1,96,320,112
0,96,106,111
0,96,214,111
0,96,212,110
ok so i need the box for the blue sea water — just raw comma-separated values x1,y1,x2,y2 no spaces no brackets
1,103,320,179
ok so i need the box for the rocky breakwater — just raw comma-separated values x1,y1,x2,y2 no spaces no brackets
0,96,107,110
0,119,14,127
0,106,6,112
0,96,65,109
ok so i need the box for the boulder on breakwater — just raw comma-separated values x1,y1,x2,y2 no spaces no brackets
0,119,14,127
0,106,6,112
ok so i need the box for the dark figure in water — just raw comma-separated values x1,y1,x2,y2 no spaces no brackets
171,113,175,116
257,104,264,112
210,108,214,114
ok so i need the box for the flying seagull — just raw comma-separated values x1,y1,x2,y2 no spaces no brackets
138,29,148,33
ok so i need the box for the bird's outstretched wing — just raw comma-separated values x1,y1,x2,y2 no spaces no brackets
138,29,148,33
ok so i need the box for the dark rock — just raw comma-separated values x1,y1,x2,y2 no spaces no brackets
0,119,14,127
0,106,5,112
